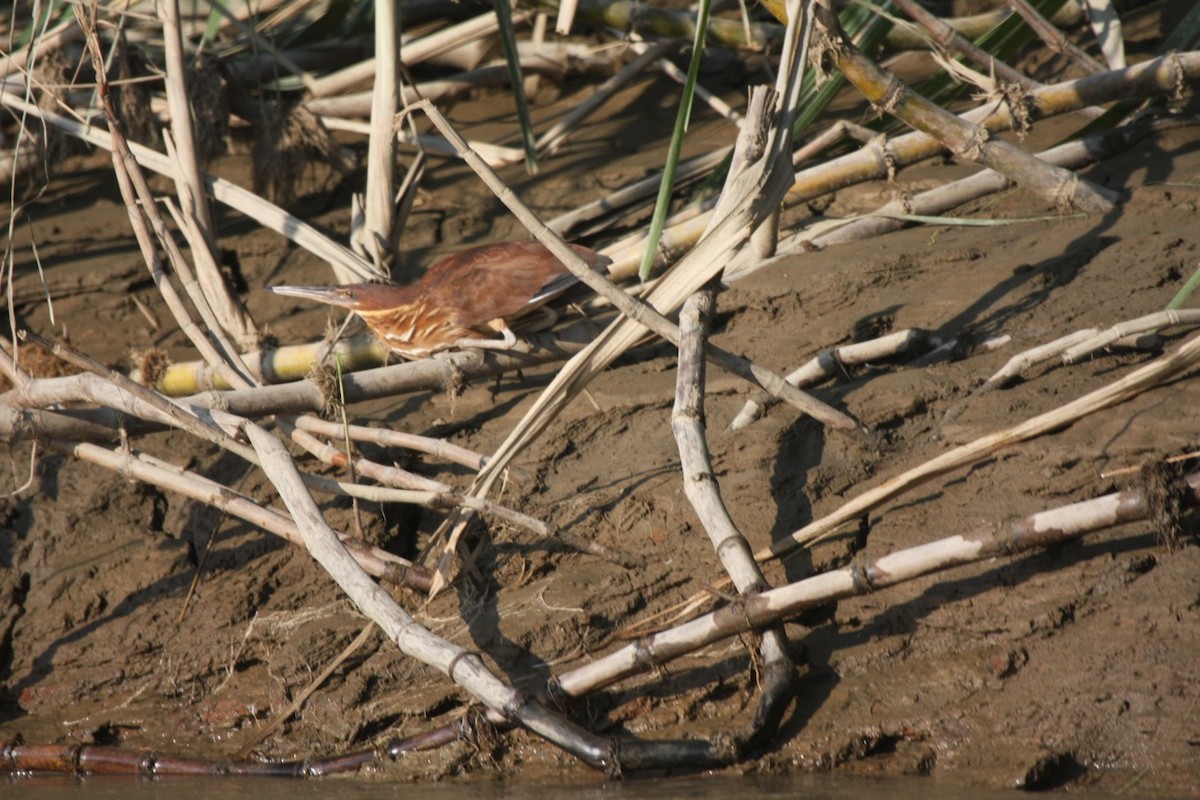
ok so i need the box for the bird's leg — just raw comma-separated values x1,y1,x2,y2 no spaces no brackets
522,306,559,333
454,319,518,352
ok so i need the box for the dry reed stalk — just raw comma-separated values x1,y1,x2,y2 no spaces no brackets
787,53,1199,206
547,147,731,236
12,334,546,565
0,337,586,444
359,0,404,274
306,39,613,116
321,115,524,167
602,57,1199,283
415,100,852,433
766,327,1200,561
730,328,946,430
1081,0,1125,69
274,413,552,536
535,39,674,157
292,415,490,473
1059,310,1200,364
308,9,536,98
625,34,744,128
52,439,430,589
157,2,213,241
0,17,78,83
156,192,261,381
674,290,769,594
138,336,389,394
576,0,781,50
946,308,1200,420
72,6,257,391
1006,0,1106,74
0,93,379,283
555,0,580,35
556,470,1197,696
783,119,1184,257
812,1,1117,215
889,0,1039,89
9,333,501,516
672,288,796,737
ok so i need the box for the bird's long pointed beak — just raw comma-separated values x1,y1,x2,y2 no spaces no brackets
264,285,359,309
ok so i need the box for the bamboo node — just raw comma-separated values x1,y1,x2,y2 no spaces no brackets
1169,52,1186,102
848,564,877,593
875,75,907,117
1052,171,1082,214
1001,84,1034,140
445,649,484,682
962,125,989,161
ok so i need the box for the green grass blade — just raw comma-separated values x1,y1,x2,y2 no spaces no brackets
493,0,539,174
1166,263,1200,311
636,0,712,281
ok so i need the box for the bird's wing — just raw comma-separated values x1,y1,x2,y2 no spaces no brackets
424,242,605,327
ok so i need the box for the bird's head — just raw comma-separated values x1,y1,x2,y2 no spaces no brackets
264,282,413,312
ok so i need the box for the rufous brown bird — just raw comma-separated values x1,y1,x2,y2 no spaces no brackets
267,241,608,359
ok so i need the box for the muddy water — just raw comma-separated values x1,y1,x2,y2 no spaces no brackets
5,773,1125,800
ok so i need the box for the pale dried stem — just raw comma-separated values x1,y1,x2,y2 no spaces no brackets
0,344,26,388
625,33,744,128
890,0,1038,89
535,39,673,157
556,472,1196,696
157,193,261,386
786,53,1198,206
73,7,255,392
309,10,535,98
1006,0,1106,75
158,0,258,349
1060,310,1200,364
947,309,1200,420
307,40,614,118
0,18,79,83
672,288,794,720
604,56,1200,284
882,3,1083,50
8,336,498,517
574,0,780,50
321,114,524,168
53,439,428,588
359,0,403,273
673,290,771,594
202,0,319,93
275,414,551,536
242,422,525,708
0,94,379,283
292,415,489,473
548,147,731,237
0,338,584,443
730,328,944,430
813,1,1117,215
555,0,579,35
766,329,1200,561
784,120,1183,258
